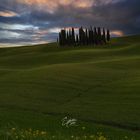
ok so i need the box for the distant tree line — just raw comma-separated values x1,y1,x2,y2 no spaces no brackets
58,26,110,46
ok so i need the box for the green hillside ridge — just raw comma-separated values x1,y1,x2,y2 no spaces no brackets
0,35,140,139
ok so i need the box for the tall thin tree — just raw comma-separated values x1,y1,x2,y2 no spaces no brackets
107,29,110,42
102,28,106,44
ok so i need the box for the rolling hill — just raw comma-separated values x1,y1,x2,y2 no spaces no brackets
0,35,140,139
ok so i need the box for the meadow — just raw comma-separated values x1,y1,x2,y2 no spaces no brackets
0,35,140,139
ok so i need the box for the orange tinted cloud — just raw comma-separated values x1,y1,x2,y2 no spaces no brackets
0,10,18,17
17,0,93,13
111,30,124,36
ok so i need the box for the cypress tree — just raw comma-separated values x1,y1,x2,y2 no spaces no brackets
79,27,83,45
94,27,98,45
89,27,92,44
102,28,106,44
89,26,94,45
107,29,110,42
92,28,95,45
80,27,86,45
57,37,58,43
69,29,72,45
76,34,79,46
59,32,62,45
66,30,69,44
85,28,89,45
83,29,86,45
61,29,66,45
97,27,102,44
72,27,75,45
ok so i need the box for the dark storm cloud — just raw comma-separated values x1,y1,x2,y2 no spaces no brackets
0,0,140,46
91,0,140,34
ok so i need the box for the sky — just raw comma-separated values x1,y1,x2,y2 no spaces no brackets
0,0,140,47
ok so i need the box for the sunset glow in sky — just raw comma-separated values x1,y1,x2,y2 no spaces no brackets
0,0,139,46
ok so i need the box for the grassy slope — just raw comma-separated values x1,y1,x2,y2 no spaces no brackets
0,35,140,139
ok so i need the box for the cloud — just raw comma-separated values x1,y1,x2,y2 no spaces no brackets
0,23,38,30
15,0,94,14
0,30,21,39
15,0,125,14
111,30,124,37
0,10,19,17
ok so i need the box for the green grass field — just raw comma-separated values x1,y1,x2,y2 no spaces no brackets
0,35,140,139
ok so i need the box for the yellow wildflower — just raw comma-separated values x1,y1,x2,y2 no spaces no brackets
41,131,47,135
82,126,86,130
11,128,16,131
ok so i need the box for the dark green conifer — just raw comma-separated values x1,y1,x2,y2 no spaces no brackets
102,28,106,43
66,30,69,45
61,29,66,45
94,27,98,45
89,26,94,45
72,27,75,45
97,27,102,44
59,32,62,45
76,34,79,45
85,28,89,45
107,29,110,42
79,27,84,45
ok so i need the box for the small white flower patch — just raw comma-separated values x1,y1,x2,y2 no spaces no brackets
61,116,78,128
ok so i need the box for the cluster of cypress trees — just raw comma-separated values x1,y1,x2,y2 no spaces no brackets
58,26,110,46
